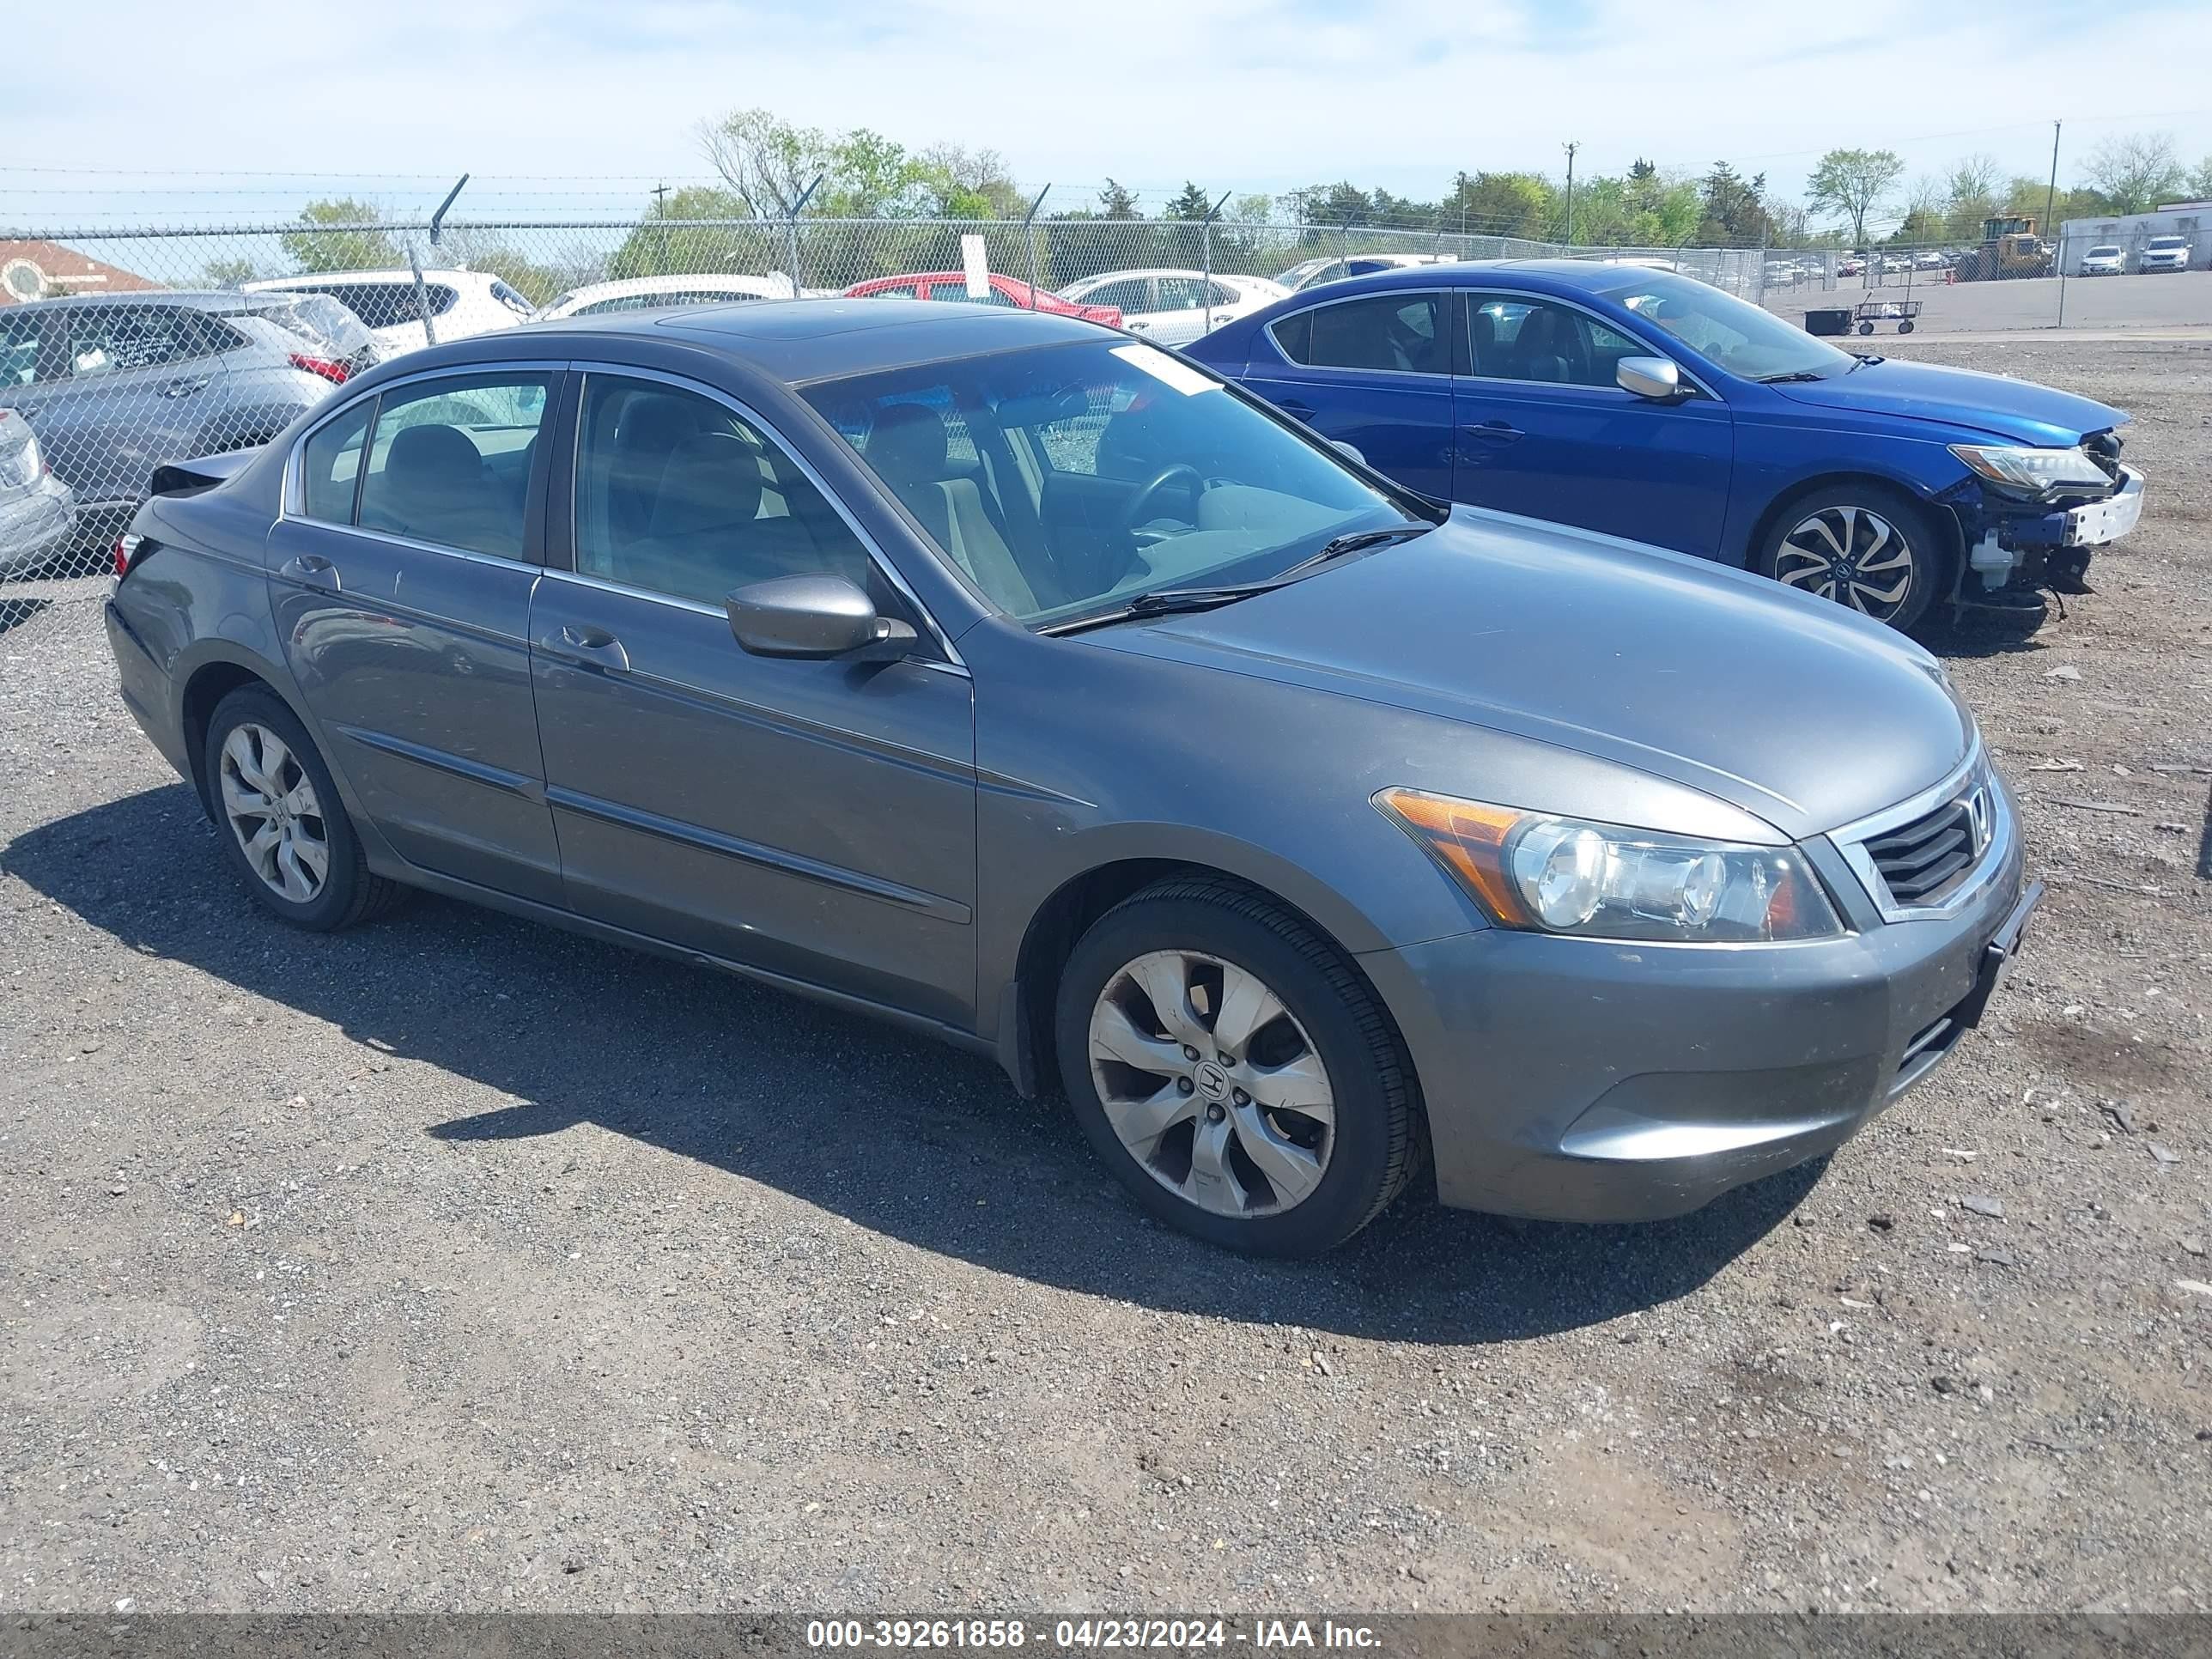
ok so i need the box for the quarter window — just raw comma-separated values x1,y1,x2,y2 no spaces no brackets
1273,293,1447,375
355,374,548,558
572,376,873,607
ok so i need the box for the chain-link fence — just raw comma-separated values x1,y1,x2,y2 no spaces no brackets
0,213,1778,637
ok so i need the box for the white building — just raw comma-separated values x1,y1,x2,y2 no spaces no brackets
2057,204,2209,275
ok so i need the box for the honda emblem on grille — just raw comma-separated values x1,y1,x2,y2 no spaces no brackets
1965,786,1993,856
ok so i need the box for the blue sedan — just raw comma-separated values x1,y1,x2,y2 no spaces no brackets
1181,262,2143,630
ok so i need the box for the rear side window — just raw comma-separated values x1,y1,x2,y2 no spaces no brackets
355,374,550,558
1273,293,1447,375
0,313,41,387
301,283,458,330
298,398,374,523
58,307,211,379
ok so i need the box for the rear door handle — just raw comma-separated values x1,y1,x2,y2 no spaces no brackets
161,376,213,398
1462,420,1524,444
277,554,340,592
1276,399,1315,421
546,623,629,673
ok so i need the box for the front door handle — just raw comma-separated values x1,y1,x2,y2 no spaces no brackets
161,376,213,398
547,623,629,673
1462,420,1524,444
278,554,340,592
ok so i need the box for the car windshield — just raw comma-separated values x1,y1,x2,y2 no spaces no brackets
245,294,374,359
2091,246,2121,257
1609,270,1854,380
803,338,1429,629
2149,238,2185,250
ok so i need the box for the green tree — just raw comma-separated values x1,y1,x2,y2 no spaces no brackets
1163,182,1213,222
918,144,1024,219
2190,155,2212,200
1096,179,1140,221
199,254,258,289
281,198,401,274
1943,154,2002,238
2081,131,2186,214
1694,163,1771,246
1439,171,1555,239
606,185,775,282
1806,149,1905,246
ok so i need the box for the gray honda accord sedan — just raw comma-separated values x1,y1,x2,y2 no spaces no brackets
103,299,2039,1255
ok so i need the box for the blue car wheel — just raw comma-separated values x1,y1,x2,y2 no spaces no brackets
1757,483,1942,631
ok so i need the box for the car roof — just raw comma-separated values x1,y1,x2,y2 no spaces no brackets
1069,268,1204,283
244,270,484,288
1287,258,1654,297
407,296,1112,387
0,289,290,313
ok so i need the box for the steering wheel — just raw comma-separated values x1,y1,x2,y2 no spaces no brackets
1117,463,1205,546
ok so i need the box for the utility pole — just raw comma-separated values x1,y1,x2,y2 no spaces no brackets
652,181,669,276
1563,142,1579,247
2049,120,2068,325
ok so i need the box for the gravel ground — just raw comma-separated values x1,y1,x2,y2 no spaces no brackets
2,336,2208,1616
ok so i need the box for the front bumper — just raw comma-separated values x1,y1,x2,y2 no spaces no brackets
1360,823,2033,1223
1952,465,2143,594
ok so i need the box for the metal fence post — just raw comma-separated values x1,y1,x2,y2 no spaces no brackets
413,172,468,347
1201,189,1231,332
1020,183,1051,307
786,173,823,299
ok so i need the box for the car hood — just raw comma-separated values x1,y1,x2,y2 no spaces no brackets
1088,511,1973,842
1770,357,2124,447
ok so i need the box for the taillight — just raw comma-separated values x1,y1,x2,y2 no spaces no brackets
289,352,350,385
112,532,144,578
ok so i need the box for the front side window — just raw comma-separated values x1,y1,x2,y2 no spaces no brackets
1273,292,1446,375
355,374,548,557
573,376,872,607
1082,278,1152,313
1465,297,1638,388
0,313,42,387
805,337,1427,627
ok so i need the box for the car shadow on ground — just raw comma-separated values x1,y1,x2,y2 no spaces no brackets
8,784,1820,1346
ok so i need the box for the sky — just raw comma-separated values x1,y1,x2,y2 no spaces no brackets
9,0,2212,230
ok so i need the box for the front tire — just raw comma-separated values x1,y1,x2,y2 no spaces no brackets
1756,483,1946,631
203,685,408,930
1054,876,1420,1256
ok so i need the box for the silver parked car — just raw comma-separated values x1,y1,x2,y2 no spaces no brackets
103,300,2039,1256
0,405,76,579
0,293,360,532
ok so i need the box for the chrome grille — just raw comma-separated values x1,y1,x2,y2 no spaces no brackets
1866,798,1978,904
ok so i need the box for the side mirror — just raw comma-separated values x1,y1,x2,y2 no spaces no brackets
1616,356,1686,401
726,574,917,660
1331,440,1368,465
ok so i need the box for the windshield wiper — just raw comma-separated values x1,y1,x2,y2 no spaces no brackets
1272,520,1432,580
1754,369,1828,384
1849,352,1884,370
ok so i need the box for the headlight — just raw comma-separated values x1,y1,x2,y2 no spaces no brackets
1949,442,2112,496
1374,788,1844,944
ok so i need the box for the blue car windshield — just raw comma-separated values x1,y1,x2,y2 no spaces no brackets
1609,272,1856,381
804,338,1426,627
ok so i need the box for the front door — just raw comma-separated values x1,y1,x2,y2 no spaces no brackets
1237,288,1456,498
265,368,563,904
529,371,979,1029
1451,292,1734,555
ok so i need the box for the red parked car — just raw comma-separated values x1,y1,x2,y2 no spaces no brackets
842,271,1121,327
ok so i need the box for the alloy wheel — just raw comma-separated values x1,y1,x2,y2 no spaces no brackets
1086,949,1334,1219
1775,504,1918,621
218,722,331,903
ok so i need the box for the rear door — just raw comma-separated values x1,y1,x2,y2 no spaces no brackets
265,366,563,903
528,368,978,1026
1450,290,1733,554
19,304,230,510
1237,289,1456,497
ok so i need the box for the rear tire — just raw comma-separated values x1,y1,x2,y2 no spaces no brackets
1756,482,1947,631
202,685,409,931
1054,875,1421,1256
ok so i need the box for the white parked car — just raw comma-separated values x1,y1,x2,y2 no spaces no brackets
534,272,799,321
243,269,534,357
1272,252,1455,294
1913,250,1948,270
1055,269,1275,344
2079,245,2125,276
2140,235,2191,273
